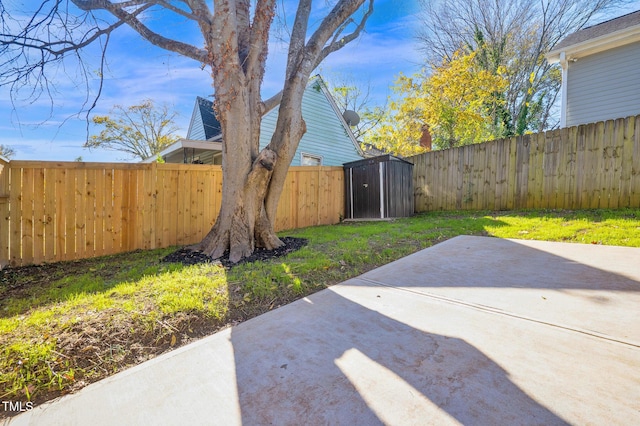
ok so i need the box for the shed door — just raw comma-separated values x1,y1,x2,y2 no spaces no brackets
350,164,381,219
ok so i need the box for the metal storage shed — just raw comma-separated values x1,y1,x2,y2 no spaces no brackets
343,155,414,219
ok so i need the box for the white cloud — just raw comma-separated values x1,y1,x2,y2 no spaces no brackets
0,0,424,161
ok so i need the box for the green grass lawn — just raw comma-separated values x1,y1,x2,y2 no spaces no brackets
1,207,639,411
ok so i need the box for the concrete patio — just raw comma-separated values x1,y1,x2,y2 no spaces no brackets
6,236,640,425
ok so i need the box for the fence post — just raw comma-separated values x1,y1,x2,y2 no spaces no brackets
0,157,10,269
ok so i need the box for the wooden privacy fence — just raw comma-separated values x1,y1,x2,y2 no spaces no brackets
0,161,344,268
411,114,640,212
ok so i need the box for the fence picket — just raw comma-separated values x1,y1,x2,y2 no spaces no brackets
610,118,625,209
619,117,633,207
411,114,640,214
3,114,640,269
0,163,347,267
21,168,35,264
632,116,640,208
0,159,8,268
112,169,125,253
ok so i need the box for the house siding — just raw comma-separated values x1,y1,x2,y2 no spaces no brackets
566,42,640,126
187,104,206,140
258,83,362,166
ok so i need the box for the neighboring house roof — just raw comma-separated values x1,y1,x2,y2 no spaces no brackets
186,97,222,140
308,75,364,160
545,10,640,128
151,139,223,164
547,10,640,62
144,76,364,165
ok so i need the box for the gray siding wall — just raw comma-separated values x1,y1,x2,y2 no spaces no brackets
259,83,362,166
566,42,640,126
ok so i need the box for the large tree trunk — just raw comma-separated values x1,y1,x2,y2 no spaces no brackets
196,73,310,263
192,0,371,263
195,72,282,263
197,146,281,263
0,0,371,263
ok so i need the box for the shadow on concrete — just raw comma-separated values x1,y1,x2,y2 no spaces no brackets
363,236,640,292
357,236,640,344
7,237,637,425
230,236,640,424
230,288,569,425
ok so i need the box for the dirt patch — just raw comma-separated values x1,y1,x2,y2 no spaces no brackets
1,258,116,311
0,238,309,419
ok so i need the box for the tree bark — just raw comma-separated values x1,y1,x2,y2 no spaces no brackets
1,0,373,263
198,147,280,263
195,74,309,263
193,0,371,263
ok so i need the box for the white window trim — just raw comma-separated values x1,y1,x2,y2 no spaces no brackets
300,152,323,166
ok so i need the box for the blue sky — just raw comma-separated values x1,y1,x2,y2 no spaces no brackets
0,0,422,162
2,1,638,162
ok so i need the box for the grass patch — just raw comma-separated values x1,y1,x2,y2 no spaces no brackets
483,209,640,246
1,207,639,414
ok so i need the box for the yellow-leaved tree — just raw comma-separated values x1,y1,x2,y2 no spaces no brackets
0,144,15,159
367,51,508,154
85,100,181,161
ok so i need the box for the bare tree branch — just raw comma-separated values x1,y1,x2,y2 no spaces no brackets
305,0,373,73
154,0,208,25
286,0,312,77
1,0,376,264
1,0,209,115
72,0,209,62
416,0,629,133
246,0,276,81
314,0,373,69
261,90,283,115
1,12,128,57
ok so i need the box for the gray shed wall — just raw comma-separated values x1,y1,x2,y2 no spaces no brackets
344,156,414,219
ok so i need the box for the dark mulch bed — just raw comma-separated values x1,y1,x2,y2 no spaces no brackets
161,237,308,267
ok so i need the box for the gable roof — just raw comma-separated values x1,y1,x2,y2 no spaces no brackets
555,10,640,50
547,10,640,62
144,76,363,163
188,75,361,151
310,75,362,154
188,96,222,140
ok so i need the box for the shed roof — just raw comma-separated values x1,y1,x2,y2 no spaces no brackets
343,154,413,169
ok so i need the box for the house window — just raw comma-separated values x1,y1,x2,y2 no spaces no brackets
301,153,322,166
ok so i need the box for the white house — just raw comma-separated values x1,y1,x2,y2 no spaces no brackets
546,10,640,127
147,76,364,166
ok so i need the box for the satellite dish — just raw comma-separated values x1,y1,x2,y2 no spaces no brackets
343,110,360,126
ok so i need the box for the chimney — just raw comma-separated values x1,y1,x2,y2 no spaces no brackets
420,125,432,151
